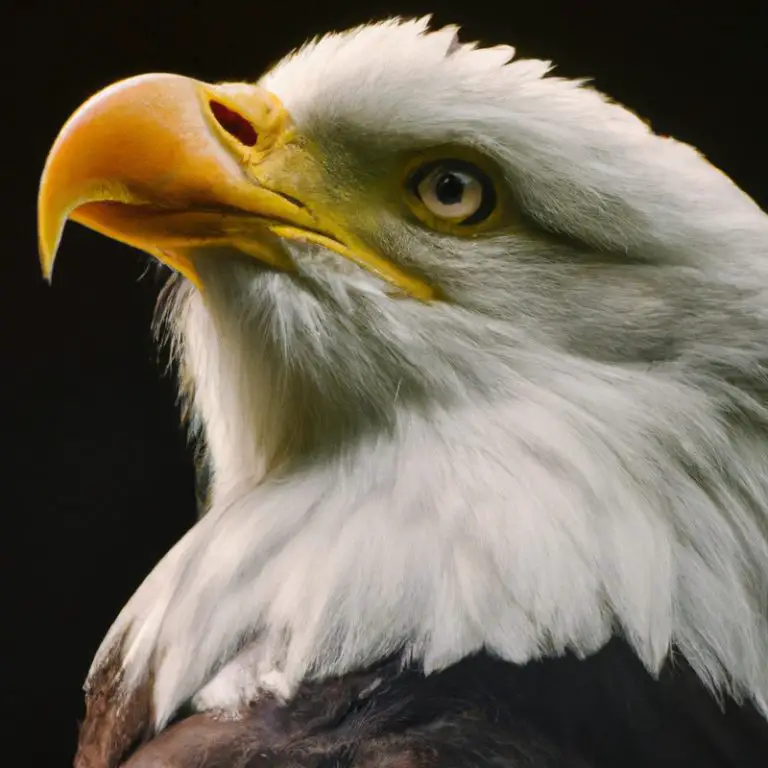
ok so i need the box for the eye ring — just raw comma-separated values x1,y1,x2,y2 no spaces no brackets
407,159,497,226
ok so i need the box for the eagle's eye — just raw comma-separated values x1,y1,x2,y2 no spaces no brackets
407,159,497,227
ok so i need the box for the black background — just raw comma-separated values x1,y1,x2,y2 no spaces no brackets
2,0,766,762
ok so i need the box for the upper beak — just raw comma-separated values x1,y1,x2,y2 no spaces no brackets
37,73,435,299
38,73,309,288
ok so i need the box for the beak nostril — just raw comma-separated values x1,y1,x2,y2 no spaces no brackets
209,100,258,147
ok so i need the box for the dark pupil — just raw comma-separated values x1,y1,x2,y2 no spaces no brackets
434,172,466,205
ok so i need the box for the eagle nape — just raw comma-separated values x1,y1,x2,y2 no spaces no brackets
38,17,768,768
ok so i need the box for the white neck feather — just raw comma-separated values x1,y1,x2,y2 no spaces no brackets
94,274,768,728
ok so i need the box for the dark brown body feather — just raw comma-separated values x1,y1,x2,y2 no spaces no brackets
75,639,768,768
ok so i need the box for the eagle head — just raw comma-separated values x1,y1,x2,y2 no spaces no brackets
38,17,768,736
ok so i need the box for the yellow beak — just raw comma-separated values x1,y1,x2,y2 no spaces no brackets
38,73,435,299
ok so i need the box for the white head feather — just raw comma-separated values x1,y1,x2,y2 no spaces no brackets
91,17,768,728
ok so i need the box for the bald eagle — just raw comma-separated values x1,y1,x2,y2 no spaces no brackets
39,17,768,768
